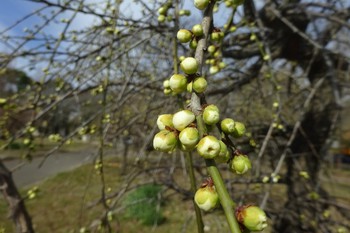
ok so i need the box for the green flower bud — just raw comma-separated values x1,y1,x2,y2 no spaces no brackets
194,0,209,10
231,154,251,174
236,205,268,231
192,24,203,37
197,135,221,159
219,61,227,69
158,15,166,23
156,114,174,130
179,55,186,62
172,110,195,131
210,32,221,41
153,130,178,152
179,9,191,16
233,121,246,137
203,104,220,125
179,127,199,150
187,82,193,92
192,77,207,93
207,45,216,54
163,79,170,88
180,57,198,74
215,141,230,163
164,88,172,95
177,29,192,43
158,7,168,15
209,65,219,74
169,74,187,94
189,39,198,49
221,118,235,134
194,186,219,211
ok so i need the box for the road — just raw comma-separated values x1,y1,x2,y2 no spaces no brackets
3,150,98,188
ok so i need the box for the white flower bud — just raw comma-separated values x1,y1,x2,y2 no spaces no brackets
196,135,221,159
180,57,198,74
153,130,178,152
194,186,219,211
169,74,187,94
192,24,203,37
203,104,220,125
177,29,192,43
156,114,174,130
163,79,170,88
172,110,195,131
179,127,199,150
237,205,268,231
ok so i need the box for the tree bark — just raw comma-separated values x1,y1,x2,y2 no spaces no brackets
0,159,35,233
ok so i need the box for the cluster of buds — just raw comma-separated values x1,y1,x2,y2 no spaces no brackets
163,56,208,95
205,28,226,75
155,0,267,231
157,1,190,23
177,24,204,50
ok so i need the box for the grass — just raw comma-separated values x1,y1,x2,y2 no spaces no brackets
0,155,349,233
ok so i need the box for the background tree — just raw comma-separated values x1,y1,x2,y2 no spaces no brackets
0,0,349,232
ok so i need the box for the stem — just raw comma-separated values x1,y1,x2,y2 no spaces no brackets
189,2,242,233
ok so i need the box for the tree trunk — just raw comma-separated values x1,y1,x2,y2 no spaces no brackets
0,160,35,233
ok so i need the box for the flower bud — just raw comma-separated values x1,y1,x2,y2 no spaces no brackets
187,82,193,92
177,29,192,43
172,110,196,131
180,57,198,74
179,127,199,150
207,45,216,54
231,154,251,174
156,114,174,130
221,118,235,134
236,205,268,231
169,74,187,94
194,0,209,10
163,79,170,88
197,135,221,159
192,24,203,37
233,121,246,138
158,15,166,23
209,65,219,74
190,39,198,49
179,9,191,16
215,141,230,163
194,186,219,211
158,7,167,15
192,77,207,93
164,88,172,95
153,130,177,152
203,104,220,125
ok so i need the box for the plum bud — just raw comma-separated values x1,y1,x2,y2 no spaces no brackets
172,110,196,131
236,205,268,231
180,57,198,74
177,29,192,43
197,135,221,159
231,154,251,174
193,77,207,93
194,186,219,211
215,141,230,163
156,114,173,130
233,121,246,137
192,24,203,37
179,127,199,150
220,118,235,134
153,130,177,152
203,104,220,125
194,0,209,10
169,74,187,94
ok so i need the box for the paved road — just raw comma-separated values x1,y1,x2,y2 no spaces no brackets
3,150,98,188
